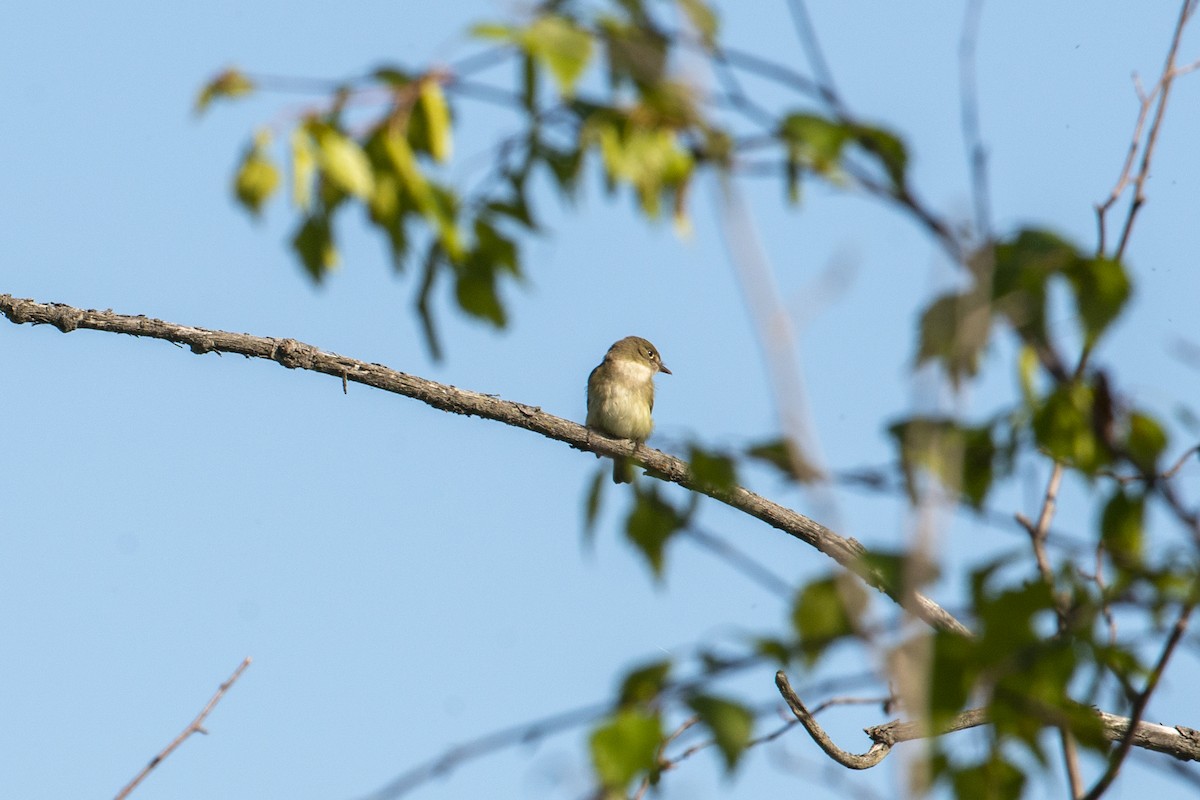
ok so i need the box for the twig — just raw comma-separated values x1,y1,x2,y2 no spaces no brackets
784,0,842,110
113,657,252,800
1080,602,1196,800
959,0,992,241
0,293,974,639
775,669,1200,772
1096,0,1197,259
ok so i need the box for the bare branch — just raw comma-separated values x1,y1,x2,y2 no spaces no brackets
0,293,971,638
1096,0,1198,259
1081,602,1196,800
776,669,1200,771
113,657,252,800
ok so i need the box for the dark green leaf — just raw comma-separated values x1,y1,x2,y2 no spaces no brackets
745,438,822,482
625,485,687,577
600,18,668,90
687,695,753,771
1032,382,1110,474
916,289,992,385
687,445,737,493
582,464,607,546
1101,488,1145,566
790,575,867,664
589,709,662,790
849,123,908,187
291,214,338,281
1126,411,1167,474
618,660,671,706
1063,257,1131,345
950,753,1025,800
454,265,506,327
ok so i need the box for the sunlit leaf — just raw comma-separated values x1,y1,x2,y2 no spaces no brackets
590,709,662,790
1032,382,1110,474
195,68,254,115
233,129,280,218
312,124,374,199
523,15,593,97
290,128,317,212
678,0,719,48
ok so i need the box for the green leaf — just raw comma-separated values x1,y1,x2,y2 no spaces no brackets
745,439,824,482
600,18,668,90
470,22,517,42
292,214,338,281
1101,488,1145,566
991,228,1079,347
625,484,687,577
850,124,908,188
583,465,607,545
950,753,1026,800
410,77,451,163
195,68,254,115
687,445,737,493
1126,411,1167,474
791,575,867,664
454,261,506,326
589,709,662,790
311,124,375,199
618,660,671,706
1062,257,1131,346
687,695,753,771
522,15,593,97
233,130,280,217
290,128,317,212
473,218,519,275
889,417,997,509
678,0,719,48
777,113,848,174
916,289,992,385
1032,382,1110,474
381,130,464,261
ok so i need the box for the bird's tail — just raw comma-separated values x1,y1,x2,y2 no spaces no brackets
612,457,634,484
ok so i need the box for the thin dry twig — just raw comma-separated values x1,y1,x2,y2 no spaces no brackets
1080,603,1196,800
1096,0,1198,259
959,0,992,242
113,657,252,800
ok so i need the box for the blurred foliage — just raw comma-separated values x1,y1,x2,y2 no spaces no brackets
201,0,1200,796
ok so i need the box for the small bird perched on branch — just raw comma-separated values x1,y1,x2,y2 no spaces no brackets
586,336,671,483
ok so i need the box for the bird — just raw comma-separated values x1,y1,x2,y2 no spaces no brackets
586,336,671,483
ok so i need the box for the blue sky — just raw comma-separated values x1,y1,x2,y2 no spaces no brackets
3,2,1199,799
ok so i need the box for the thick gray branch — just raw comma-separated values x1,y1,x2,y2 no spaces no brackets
0,293,969,636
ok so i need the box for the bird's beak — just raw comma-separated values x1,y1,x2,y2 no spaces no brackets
659,364,672,375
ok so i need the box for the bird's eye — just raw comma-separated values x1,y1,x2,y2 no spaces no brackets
647,351,657,359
